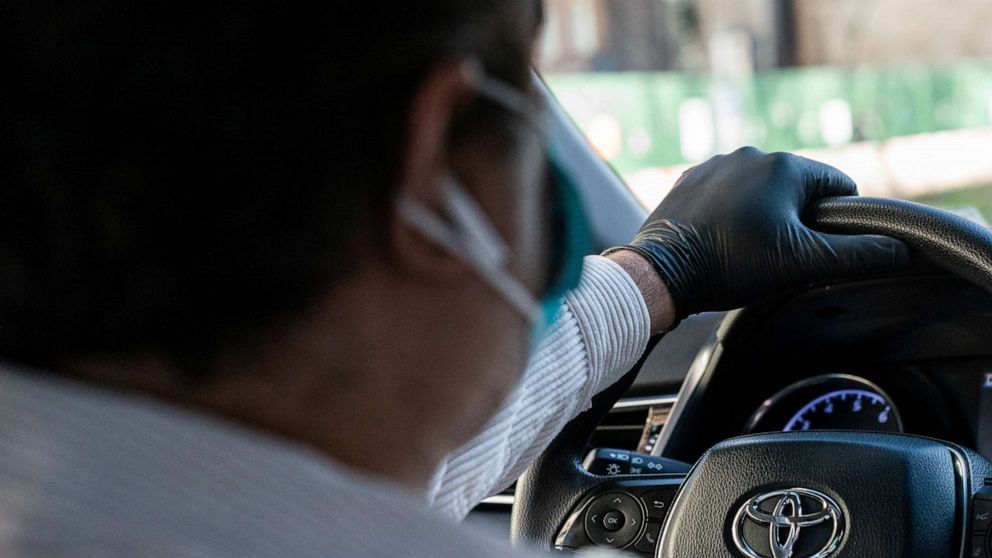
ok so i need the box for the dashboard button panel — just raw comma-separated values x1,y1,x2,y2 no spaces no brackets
555,477,683,555
583,492,643,548
971,486,992,557
640,488,676,520
633,521,663,554
974,499,992,533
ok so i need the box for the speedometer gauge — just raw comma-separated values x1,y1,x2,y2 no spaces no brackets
745,374,903,434
784,388,898,431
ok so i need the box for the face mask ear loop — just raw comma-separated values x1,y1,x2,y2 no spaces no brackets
476,78,532,118
476,77,551,134
394,191,463,256
394,179,543,325
440,177,508,267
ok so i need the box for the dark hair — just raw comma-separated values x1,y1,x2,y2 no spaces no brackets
0,3,541,373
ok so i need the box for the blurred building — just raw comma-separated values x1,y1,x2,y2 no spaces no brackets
540,0,992,73
792,0,992,67
539,0,694,71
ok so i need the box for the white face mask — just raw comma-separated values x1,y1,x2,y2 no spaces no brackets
394,174,543,327
393,74,590,345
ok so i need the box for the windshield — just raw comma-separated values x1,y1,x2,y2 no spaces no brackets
539,0,992,220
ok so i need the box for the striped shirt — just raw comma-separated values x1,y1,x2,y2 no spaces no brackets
0,255,650,557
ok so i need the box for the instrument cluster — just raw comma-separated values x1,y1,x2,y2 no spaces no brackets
745,374,903,434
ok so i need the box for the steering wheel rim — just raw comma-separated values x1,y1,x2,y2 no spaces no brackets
808,196,992,295
510,196,992,557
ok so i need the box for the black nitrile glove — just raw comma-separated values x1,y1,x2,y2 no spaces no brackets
605,147,910,320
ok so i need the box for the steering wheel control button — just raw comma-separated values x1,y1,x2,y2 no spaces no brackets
970,534,990,558
584,492,644,548
974,499,992,533
640,488,676,520
602,510,625,531
975,487,992,533
633,520,662,554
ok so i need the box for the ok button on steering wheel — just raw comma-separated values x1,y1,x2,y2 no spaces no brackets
602,510,625,531
583,492,645,548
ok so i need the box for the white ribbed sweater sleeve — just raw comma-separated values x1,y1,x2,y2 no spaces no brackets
427,255,652,520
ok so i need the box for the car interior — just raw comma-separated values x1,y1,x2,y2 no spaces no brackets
465,3,992,557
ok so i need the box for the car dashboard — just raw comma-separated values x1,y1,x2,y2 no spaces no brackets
655,271,992,464
468,270,992,537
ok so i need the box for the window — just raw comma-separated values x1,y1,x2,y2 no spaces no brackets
540,0,992,220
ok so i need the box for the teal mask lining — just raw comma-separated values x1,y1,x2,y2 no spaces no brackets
530,148,592,345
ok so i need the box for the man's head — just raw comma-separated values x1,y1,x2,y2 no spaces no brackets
0,2,552,484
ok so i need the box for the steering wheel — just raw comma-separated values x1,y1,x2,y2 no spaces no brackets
510,197,992,558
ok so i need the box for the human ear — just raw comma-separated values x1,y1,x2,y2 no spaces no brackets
389,57,482,280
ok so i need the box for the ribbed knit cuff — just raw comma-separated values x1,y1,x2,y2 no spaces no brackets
563,255,652,391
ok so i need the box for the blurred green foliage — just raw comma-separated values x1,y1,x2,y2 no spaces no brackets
546,63,992,173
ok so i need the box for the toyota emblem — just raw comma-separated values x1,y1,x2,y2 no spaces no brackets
731,488,845,558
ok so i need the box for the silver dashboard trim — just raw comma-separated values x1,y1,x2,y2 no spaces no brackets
611,394,678,410
650,310,739,457
479,494,515,506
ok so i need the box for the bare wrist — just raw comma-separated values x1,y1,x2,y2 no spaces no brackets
604,249,677,335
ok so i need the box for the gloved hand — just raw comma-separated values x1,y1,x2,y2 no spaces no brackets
606,147,910,320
